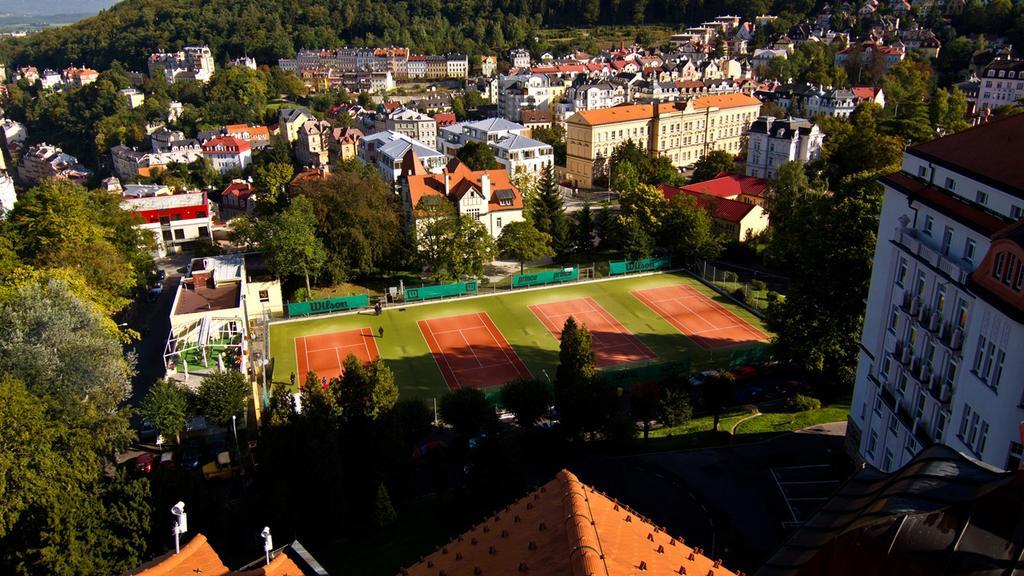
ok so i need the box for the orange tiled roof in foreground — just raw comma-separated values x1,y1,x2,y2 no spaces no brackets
573,93,761,126
401,470,739,576
406,158,523,214
125,533,313,576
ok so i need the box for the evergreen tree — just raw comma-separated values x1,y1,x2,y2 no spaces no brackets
371,484,398,528
554,316,613,439
575,203,595,253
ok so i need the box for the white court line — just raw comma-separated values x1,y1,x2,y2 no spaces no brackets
476,313,528,377
421,320,463,389
587,298,656,359
457,327,484,367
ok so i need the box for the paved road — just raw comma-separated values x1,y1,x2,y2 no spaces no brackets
125,257,186,408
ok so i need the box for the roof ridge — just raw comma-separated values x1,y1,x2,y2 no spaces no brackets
558,470,611,576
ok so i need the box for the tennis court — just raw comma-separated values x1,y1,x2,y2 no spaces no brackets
417,312,532,390
295,327,381,382
529,297,656,368
632,285,768,350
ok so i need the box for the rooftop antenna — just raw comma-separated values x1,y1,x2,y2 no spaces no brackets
261,527,273,565
171,501,187,554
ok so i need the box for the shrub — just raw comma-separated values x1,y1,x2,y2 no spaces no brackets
766,290,781,303
783,394,822,413
731,287,746,301
749,279,767,291
722,271,739,283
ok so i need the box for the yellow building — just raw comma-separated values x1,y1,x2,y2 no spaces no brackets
564,93,762,189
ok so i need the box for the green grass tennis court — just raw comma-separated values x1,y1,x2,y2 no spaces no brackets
267,272,771,399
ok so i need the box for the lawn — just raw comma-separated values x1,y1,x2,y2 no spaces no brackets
267,272,770,400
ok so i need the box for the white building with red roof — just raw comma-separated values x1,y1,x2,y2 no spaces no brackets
403,156,525,239
201,137,252,174
658,181,769,242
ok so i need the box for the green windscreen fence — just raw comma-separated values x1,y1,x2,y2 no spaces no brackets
512,267,579,288
609,256,672,275
405,280,479,302
287,294,370,317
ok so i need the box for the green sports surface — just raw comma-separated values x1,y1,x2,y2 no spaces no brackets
267,272,771,399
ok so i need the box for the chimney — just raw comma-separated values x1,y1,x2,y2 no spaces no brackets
480,172,490,198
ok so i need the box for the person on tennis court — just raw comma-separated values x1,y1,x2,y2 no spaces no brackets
378,326,384,338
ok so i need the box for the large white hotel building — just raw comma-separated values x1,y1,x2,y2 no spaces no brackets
848,114,1024,471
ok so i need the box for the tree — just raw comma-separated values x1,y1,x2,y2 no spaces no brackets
763,161,821,229
689,150,734,183
615,215,655,260
263,196,328,295
456,141,500,170
554,316,613,439
203,66,269,125
612,160,641,194
497,220,554,273
619,183,667,237
882,59,934,143
334,355,398,422
630,381,662,440
659,382,693,427
575,203,595,253
533,165,570,255
140,379,191,444
701,371,735,432
439,388,496,439
659,194,722,262
499,378,552,427
936,37,975,85
252,161,295,215
196,370,249,425
370,484,398,528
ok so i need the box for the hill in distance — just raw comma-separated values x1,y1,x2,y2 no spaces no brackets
2,0,120,17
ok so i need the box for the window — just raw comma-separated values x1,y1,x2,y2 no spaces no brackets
915,270,927,298
171,214,183,221
1011,205,1023,219
496,217,503,228
195,211,207,219
967,412,981,446
1007,441,1023,471
915,390,926,420
956,298,969,328
883,449,894,471
992,349,1006,390
981,341,996,382
159,216,171,226
917,165,927,178
197,226,209,239
888,413,899,436
896,258,908,287
934,284,946,314
935,409,947,438
923,215,934,236
976,190,988,205
867,430,878,457
873,395,883,416
944,177,956,191
904,435,918,455
162,230,172,242
959,404,973,437
941,226,954,256
881,355,892,380
258,289,270,303
173,229,185,240
944,357,958,389
973,335,988,373
977,421,989,454
963,238,976,263
889,305,900,333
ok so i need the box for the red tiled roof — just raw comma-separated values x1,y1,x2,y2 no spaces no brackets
658,184,757,222
201,137,251,153
402,470,737,576
222,180,253,200
680,174,768,199
407,159,522,213
851,86,879,101
126,534,229,576
434,113,458,127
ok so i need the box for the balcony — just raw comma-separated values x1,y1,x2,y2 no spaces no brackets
895,227,971,286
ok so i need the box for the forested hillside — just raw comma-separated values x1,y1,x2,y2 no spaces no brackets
1,0,814,70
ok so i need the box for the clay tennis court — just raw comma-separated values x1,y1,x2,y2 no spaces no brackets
529,297,656,368
418,312,532,390
632,285,768,350
294,327,381,383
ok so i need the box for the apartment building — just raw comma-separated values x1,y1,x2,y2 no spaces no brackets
358,130,447,183
745,116,825,180
436,117,553,177
564,93,762,189
296,119,332,168
148,46,216,83
201,137,252,174
977,57,1024,114
498,74,554,122
847,114,1024,473
17,143,92,185
120,191,213,257
384,107,437,146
